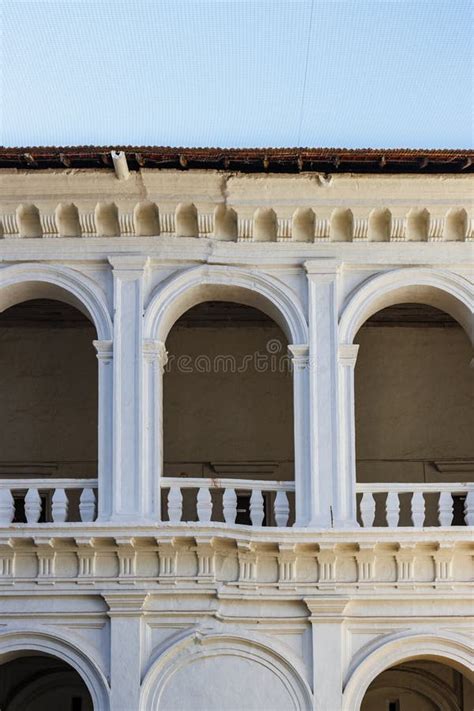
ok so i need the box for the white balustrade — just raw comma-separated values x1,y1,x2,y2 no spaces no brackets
196,486,212,523
356,483,473,527
167,485,183,523
250,489,264,526
0,479,98,525
223,487,237,524
360,492,376,527
24,488,42,523
386,491,400,528
274,490,290,527
162,478,295,527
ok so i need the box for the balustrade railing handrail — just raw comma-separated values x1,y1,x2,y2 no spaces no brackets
0,478,98,489
161,477,295,492
356,482,472,495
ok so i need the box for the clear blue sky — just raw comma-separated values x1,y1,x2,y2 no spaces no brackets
1,1,472,148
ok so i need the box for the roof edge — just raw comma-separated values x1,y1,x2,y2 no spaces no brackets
1,146,473,173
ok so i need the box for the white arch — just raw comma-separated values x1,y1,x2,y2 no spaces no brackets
141,628,313,711
0,629,110,710
0,263,113,341
339,267,473,344
144,264,308,344
363,666,462,711
342,631,474,711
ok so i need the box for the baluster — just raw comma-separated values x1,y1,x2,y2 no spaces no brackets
410,491,425,527
25,488,42,523
79,488,96,522
386,491,400,527
274,490,289,527
438,491,453,526
250,489,264,526
360,492,375,527
197,487,212,523
167,485,183,523
0,489,14,524
223,488,237,524
464,491,474,526
52,488,68,523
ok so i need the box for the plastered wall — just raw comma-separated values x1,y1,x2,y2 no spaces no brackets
0,321,97,476
355,324,474,484
0,311,472,488
163,319,294,480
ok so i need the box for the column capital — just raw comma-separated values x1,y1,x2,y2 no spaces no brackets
304,596,350,620
93,339,113,361
288,344,310,369
108,255,150,272
103,592,149,616
143,339,168,370
338,343,359,367
304,258,342,278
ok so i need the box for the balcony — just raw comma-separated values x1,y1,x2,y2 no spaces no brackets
0,479,98,524
1,477,472,529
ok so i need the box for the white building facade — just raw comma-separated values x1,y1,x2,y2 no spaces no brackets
0,148,472,710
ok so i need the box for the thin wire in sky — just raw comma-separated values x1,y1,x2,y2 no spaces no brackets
297,0,315,147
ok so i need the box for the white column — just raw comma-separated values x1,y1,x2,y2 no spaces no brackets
305,260,341,527
305,598,348,711
288,345,311,527
336,344,360,527
93,340,113,521
109,256,149,521
105,593,147,711
143,339,168,521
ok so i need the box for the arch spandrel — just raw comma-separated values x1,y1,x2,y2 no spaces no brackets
144,265,308,345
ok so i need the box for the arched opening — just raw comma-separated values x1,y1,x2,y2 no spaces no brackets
361,659,474,711
354,301,473,526
0,652,93,711
162,300,295,525
0,298,98,523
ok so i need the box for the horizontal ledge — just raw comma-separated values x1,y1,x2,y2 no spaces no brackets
0,478,98,489
161,477,295,491
356,482,472,494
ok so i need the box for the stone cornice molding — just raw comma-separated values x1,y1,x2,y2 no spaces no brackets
1,196,472,242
